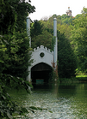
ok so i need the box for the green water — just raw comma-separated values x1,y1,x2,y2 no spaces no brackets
9,83,87,119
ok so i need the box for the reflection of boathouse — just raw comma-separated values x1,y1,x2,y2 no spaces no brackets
26,16,58,83
66,7,72,16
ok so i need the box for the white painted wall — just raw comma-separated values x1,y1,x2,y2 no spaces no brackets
31,45,53,68
26,45,53,82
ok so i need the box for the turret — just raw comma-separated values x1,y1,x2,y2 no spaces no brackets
26,14,31,47
53,18,57,68
26,15,31,82
66,7,72,16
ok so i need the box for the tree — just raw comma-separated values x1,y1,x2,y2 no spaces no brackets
57,24,72,40
58,32,77,78
0,0,35,118
70,7,87,72
61,14,74,25
8,0,35,32
31,20,43,38
0,0,16,34
0,0,35,79
31,30,53,49
2,31,33,78
40,14,73,41
0,0,35,34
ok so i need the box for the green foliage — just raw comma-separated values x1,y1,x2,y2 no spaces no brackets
0,0,35,34
58,32,77,78
0,74,32,119
61,14,74,25
4,31,32,78
31,30,53,49
49,68,57,82
31,20,56,51
59,77,78,84
0,33,33,117
31,20,43,39
0,85,16,119
29,106,52,113
70,7,87,72
0,0,35,118
0,0,16,34
40,14,73,41
0,31,33,78
8,0,35,32
51,36,56,51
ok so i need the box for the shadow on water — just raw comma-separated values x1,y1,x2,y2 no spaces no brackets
32,83,57,95
57,84,77,98
32,78,55,90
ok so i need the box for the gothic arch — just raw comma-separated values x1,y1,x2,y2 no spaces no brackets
31,62,52,83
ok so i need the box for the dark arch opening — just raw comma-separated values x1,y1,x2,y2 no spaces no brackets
31,63,52,84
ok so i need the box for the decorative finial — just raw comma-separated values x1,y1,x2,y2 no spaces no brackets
68,7,70,10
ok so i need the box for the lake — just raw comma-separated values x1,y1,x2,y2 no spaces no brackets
10,82,87,119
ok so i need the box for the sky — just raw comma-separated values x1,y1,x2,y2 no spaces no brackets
29,0,87,21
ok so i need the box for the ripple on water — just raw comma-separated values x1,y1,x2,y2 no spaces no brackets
14,84,87,119
20,95,81,118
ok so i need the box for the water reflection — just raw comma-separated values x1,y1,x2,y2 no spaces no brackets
10,83,87,118
58,84,77,98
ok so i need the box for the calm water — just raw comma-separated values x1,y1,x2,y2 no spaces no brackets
10,83,87,119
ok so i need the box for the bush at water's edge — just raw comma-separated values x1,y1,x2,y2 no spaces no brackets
58,77,87,84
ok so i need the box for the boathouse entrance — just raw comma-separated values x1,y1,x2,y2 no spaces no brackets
31,63,52,83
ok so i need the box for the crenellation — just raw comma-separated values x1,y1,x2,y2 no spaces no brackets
48,49,50,52
45,47,47,50
40,45,44,49
33,45,53,54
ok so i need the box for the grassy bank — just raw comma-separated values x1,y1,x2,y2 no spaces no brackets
76,74,87,78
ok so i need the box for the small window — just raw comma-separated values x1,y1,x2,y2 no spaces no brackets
40,52,45,58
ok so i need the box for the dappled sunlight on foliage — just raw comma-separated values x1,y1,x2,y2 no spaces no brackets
0,0,35,118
